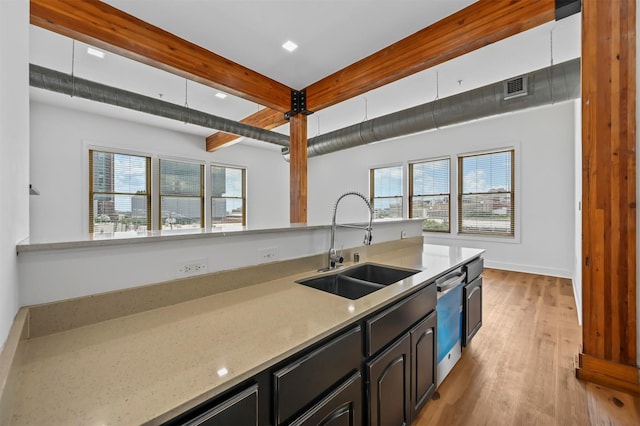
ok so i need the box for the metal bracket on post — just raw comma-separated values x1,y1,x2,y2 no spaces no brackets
284,89,313,120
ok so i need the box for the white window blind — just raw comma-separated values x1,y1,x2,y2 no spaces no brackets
89,150,150,234
211,165,246,227
370,166,403,219
458,149,514,236
410,158,450,232
159,159,204,230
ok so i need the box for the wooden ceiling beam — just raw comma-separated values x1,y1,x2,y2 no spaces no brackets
206,108,288,152
305,0,556,111
30,0,291,112
209,0,557,146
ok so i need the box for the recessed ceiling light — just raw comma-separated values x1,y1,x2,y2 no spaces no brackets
282,40,298,52
87,47,105,59
215,92,227,99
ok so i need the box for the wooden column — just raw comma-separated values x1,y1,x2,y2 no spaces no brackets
289,114,308,223
577,0,639,393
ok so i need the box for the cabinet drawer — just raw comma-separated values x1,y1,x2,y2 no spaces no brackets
365,284,436,357
290,372,362,426
464,257,484,282
179,384,258,426
273,326,362,425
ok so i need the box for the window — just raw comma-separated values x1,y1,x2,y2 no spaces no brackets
370,165,403,219
89,149,151,233
410,158,450,232
159,159,204,230
458,149,514,236
211,165,246,227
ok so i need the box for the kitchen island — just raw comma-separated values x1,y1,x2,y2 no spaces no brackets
2,240,483,425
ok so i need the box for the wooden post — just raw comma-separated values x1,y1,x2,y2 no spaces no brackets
577,0,639,393
289,114,308,223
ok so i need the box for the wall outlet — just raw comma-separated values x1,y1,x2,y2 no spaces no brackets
176,259,208,278
401,230,408,239
258,247,280,263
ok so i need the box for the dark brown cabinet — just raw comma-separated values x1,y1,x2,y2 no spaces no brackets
290,372,362,426
177,384,258,426
364,283,438,426
366,333,411,426
409,311,437,418
462,256,483,347
463,276,482,346
273,326,362,425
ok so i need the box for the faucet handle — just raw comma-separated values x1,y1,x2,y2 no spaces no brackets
364,230,373,245
329,247,344,266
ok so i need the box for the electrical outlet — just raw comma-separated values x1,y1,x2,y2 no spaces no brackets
258,247,279,263
176,259,208,277
401,230,408,239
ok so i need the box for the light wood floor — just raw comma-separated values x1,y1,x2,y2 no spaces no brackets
414,268,640,426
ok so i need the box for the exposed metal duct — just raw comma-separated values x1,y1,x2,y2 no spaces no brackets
29,64,291,147
282,58,580,160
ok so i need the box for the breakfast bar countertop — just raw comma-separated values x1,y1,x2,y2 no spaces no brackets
7,243,483,425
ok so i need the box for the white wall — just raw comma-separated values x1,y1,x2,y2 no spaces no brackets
18,220,422,305
26,101,423,304
0,0,29,348
573,101,582,324
308,101,577,278
29,101,291,242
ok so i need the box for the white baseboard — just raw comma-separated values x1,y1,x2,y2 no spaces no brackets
484,260,573,279
571,276,583,325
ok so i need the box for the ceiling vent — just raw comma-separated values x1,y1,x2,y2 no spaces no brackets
504,75,528,100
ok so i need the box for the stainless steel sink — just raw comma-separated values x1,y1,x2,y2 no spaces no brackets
296,263,420,299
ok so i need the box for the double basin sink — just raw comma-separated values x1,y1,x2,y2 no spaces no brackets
296,263,420,300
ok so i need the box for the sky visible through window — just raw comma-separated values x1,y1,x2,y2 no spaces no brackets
374,166,402,197
462,151,511,193
113,153,147,211
413,159,449,194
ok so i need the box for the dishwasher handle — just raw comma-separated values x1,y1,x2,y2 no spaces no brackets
437,272,466,293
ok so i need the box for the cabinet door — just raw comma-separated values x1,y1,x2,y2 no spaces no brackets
410,311,437,419
181,384,258,426
273,326,362,425
290,372,362,426
463,276,482,347
366,333,411,426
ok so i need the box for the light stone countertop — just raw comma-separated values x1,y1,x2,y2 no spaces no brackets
8,243,483,425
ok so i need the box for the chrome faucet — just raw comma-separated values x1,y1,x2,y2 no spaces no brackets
320,191,374,272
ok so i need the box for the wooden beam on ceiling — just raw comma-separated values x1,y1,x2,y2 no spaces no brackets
206,108,288,152
305,0,556,111
210,0,557,146
30,0,291,112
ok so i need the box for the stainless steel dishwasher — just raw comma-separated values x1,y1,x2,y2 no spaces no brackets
435,267,466,387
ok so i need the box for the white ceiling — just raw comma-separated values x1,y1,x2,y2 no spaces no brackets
29,1,581,151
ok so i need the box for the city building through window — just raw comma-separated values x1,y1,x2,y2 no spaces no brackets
458,149,514,236
89,149,151,234
370,165,403,219
159,159,204,230
409,158,450,232
211,165,246,227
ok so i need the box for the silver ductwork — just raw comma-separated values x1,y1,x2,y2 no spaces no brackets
282,58,580,160
29,64,291,147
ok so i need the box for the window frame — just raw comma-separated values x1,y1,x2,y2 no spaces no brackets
369,164,404,220
457,148,515,237
210,164,247,227
88,148,151,234
158,157,205,230
409,157,451,233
